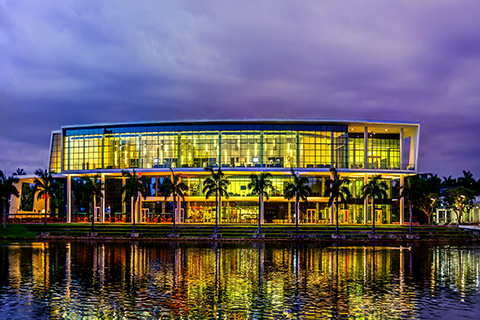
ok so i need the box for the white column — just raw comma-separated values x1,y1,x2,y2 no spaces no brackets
67,175,72,223
330,171,334,225
137,191,141,224
177,195,181,224
122,178,126,213
219,197,222,224
101,174,105,223
297,201,301,225
9,181,22,216
412,126,420,171
364,174,368,225
364,126,368,169
131,197,134,224
400,128,404,169
400,175,405,225
260,193,264,225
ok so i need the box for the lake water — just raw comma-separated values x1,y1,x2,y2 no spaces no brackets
1,241,479,319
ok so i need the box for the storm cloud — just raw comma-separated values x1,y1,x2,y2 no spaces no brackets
1,0,480,178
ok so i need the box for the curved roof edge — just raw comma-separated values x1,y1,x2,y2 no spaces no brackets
62,118,420,129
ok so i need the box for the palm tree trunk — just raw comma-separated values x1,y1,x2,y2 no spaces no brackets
132,196,136,233
335,199,339,234
371,199,375,234
3,201,6,230
409,204,413,234
215,193,219,234
172,193,176,233
258,193,263,234
295,192,299,233
91,197,96,232
44,197,48,232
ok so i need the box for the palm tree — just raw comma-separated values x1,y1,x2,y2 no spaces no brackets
0,170,20,230
247,172,274,233
361,175,388,234
441,175,457,189
324,168,351,234
202,167,230,235
119,169,147,233
13,168,26,176
283,169,311,233
159,168,189,233
79,174,104,232
34,169,61,232
458,170,477,192
399,175,423,234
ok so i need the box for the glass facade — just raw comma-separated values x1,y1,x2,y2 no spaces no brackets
60,122,404,171
48,132,61,173
367,133,400,169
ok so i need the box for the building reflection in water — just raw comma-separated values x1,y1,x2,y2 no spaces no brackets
1,242,480,318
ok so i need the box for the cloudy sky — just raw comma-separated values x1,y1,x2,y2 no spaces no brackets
1,0,480,179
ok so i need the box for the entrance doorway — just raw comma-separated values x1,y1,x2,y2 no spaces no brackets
304,209,317,223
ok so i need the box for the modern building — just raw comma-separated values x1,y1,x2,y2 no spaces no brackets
10,119,420,226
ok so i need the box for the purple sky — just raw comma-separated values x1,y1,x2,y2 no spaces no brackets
1,0,480,179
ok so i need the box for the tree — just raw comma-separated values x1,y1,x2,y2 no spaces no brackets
441,175,457,189
247,172,274,234
0,170,20,230
458,170,478,194
119,169,147,233
34,169,61,232
13,168,26,176
202,167,230,235
417,174,441,224
361,175,388,234
159,168,189,233
399,175,423,234
283,169,311,233
444,187,475,225
79,174,104,232
324,168,351,234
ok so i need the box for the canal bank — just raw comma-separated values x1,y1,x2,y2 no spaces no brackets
1,223,479,242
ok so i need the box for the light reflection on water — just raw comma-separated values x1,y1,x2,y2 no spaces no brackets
1,241,480,319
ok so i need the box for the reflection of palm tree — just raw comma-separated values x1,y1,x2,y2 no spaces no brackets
119,169,147,233
0,170,20,230
325,168,351,234
284,169,311,233
34,169,61,232
202,167,230,235
247,172,274,233
361,175,388,234
159,168,189,232
79,174,104,232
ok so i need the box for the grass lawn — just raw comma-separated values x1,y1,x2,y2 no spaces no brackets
0,224,38,238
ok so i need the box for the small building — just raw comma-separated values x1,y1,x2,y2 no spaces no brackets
435,196,480,225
